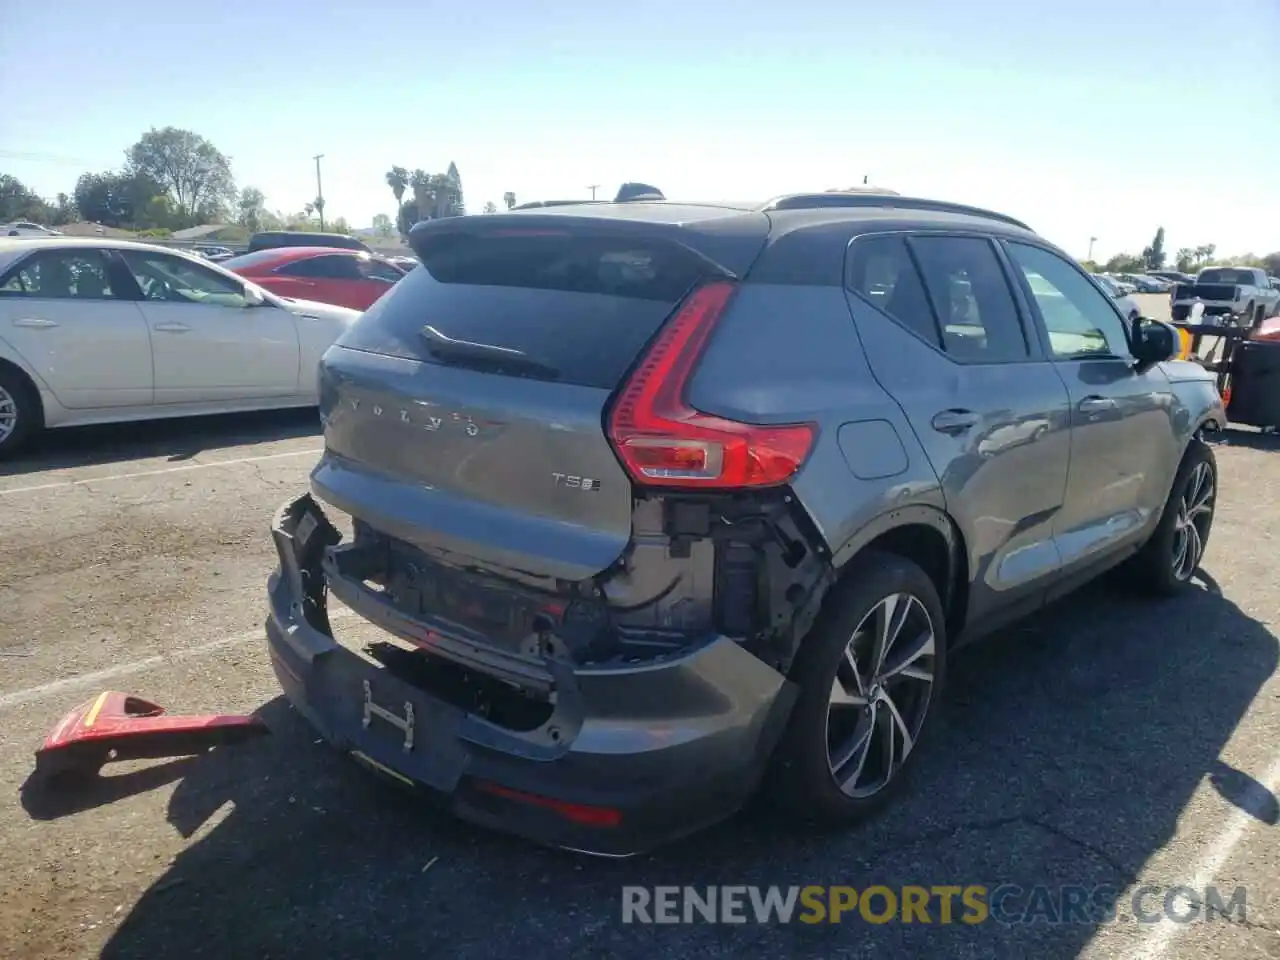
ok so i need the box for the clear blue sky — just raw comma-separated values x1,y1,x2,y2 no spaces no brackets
2,0,1276,260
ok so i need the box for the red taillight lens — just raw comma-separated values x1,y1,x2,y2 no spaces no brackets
607,280,815,489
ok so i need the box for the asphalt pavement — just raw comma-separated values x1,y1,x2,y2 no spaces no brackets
1,403,1277,960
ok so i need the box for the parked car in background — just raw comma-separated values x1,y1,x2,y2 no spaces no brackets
1100,274,1137,296
222,247,408,311
265,191,1222,855
1117,273,1170,293
1147,270,1196,285
1092,273,1142,320
247,231,372,254
3,222,61,238
1170,266,1280,325
0,237,360,457
193,244,236,262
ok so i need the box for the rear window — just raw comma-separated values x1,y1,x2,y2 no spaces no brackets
335,233,708,389
1198,268,1253,285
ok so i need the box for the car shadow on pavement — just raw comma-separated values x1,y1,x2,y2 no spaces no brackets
0,408,321,478
96,577,1277,960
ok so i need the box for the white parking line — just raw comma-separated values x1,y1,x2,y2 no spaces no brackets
0,608,354,710
0,448,323,496
1124,752,1280,959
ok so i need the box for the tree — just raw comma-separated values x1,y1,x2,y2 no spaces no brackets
73,170,166,227
385,166,408,212
482,201,498,214
1103,252,1143,273
1141,227,1166,270
397,200,420,237
503,191,516,210
1262,252,1280,277
0,174,52,223
313,195,326,230
1175,248,1196,272
444,161,465,216
125,126,236,224
373,213,394,237
409,169,431,226
1079,259,1100,273
51,192,77,226
237,187,267,232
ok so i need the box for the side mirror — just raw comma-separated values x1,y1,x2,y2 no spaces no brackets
1130,317,1178,364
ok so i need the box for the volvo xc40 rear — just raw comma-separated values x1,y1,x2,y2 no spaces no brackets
265,197,1221,855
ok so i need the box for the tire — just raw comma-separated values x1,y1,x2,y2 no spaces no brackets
767,550,947,825
1123,437,1217,596
0,364,42,460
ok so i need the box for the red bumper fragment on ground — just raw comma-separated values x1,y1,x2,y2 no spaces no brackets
33,691,269,780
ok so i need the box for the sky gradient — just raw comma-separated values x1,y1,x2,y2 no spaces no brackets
2,0,1276,261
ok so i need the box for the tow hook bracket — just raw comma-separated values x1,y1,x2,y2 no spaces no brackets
32,691,270,781
362,680,415,753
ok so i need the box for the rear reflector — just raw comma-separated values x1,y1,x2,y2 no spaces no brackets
472,779,622,828
607,281,815,489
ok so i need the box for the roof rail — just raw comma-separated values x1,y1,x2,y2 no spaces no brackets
759,193,1032,231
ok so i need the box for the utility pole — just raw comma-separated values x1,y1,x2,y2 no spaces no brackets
587,184,600,200
313,154,326,231
1088,236,1097,261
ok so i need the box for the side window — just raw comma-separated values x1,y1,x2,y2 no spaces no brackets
279,255,363,280
119,251,252,308
846,236,941,348
908,236,1029,363
1005,242,1130,360
358,258,405,283
0,250,119,300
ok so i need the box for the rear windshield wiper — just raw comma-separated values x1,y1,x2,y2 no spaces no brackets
419,325,561,380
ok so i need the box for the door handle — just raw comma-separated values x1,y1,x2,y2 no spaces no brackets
13,317,58,328
153,322,191,333
930,409,979,435
1077,396,1116,414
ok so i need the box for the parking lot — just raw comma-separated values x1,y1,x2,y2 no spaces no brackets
2,326,1278,958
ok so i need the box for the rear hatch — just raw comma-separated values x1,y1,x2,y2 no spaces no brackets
311,208,769,590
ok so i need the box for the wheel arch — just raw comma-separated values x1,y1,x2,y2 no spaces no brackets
830,505,969,641
0,355,46,429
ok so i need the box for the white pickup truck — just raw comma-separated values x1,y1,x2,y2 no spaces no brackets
1170,266,1280,326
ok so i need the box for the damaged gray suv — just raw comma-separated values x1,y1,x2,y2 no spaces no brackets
266,192,1225,855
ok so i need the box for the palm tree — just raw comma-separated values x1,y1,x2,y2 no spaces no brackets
385,166,408,215
409,169,431,222
503,191,516,210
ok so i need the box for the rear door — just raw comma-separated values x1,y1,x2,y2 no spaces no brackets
845,232,1073,629
0,247,152,408
116,249,301,403
312,216,768,582
1001,240,1180,580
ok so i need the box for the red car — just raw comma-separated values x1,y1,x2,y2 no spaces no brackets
222,247,408,311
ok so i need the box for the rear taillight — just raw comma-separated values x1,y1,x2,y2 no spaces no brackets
606,280,815,489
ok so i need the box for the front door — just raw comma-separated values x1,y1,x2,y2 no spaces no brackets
846,232,1072,630
1001,240,1180,581
116,249,301,404
0,247,152,408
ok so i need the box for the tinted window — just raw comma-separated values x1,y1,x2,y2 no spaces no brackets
358,258,405,282
846,236,941,347
1197,268,1254,285
118,251,253,308
336,233,709,389
1005,242,1129,360
0,250,119,299
908,235,1029,362
279,254,364,280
